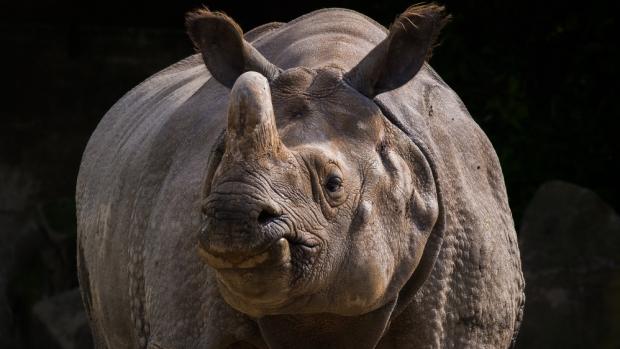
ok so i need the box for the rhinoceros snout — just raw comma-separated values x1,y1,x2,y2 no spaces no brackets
198,191,288,268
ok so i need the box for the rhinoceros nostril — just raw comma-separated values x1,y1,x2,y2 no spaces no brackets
257,207,280,225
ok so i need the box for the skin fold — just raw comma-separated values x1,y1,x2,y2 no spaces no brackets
77,4,524,349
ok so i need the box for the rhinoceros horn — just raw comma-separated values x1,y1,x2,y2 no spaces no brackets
186,9,281,88
224,71,282,159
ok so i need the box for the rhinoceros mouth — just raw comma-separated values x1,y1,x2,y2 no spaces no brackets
199,230,322,312
199,237,289,269
198,229,320,272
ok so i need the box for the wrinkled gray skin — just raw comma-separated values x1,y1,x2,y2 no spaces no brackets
77,5,525,349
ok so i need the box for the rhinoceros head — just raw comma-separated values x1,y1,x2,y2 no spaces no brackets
187,5,447,318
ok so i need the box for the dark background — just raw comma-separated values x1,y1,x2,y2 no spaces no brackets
1,0,618,348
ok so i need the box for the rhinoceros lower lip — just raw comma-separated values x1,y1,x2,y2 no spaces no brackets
199,237,293,270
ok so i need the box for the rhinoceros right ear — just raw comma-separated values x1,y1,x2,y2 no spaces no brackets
344,3,450,97
186,8,281,88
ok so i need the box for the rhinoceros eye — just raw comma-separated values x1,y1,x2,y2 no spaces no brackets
325,176,342,193
321,163,347,207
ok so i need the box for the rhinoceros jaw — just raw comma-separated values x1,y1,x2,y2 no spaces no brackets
199,237,291,270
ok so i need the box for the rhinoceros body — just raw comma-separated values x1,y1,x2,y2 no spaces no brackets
77,6,524,349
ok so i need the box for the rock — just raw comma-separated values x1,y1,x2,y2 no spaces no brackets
0,165,39,349
1,165,83,348
0,290,13,349
517,181,620,348
30,288,92,349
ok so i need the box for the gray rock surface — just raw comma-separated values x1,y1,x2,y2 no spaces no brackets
517,180,620,348
0,165,38,349
31,288,92,349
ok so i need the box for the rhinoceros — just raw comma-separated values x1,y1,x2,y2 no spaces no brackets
76,4,525,348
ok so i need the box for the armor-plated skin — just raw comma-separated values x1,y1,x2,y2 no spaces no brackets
77,5,524,349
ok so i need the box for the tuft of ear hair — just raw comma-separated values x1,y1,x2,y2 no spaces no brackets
345,3,451,97
390,3,451,61
185,7,280,88
185,7,243,52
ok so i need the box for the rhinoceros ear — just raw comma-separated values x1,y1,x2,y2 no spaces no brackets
345,3,450,97
186,8,281,88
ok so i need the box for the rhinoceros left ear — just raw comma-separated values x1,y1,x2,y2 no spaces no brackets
345,3,450,97
186,8,281,88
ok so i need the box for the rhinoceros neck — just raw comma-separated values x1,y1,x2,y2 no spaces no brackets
256,299,396,349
